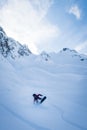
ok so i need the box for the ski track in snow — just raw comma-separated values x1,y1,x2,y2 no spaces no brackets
52,104,87,130
1,104,50,130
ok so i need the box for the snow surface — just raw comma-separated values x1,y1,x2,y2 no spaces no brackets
0,50,87,130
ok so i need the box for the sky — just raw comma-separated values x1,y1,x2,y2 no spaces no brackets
0,0,87,54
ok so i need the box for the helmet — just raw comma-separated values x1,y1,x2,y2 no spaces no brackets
33,94,36,97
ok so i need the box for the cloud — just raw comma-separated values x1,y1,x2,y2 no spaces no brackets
68,5,81,20
0,0,59,54
75,41,87,53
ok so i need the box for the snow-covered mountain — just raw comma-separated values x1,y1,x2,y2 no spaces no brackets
0,26,31,59
0,26,87,65
0,27,87,130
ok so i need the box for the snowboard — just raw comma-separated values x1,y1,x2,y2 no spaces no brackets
40,96,47,104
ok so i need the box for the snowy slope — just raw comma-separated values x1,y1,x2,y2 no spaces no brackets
0,27,87,130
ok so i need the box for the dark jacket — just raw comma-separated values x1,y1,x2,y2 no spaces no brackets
33,94,42,102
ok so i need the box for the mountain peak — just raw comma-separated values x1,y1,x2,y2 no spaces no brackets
40,51,50,61
0,26,6,35
61,48,77,54
58,48,87,62
0,26,32,59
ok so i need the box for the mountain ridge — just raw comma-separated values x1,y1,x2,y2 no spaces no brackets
0,26,31,59
0,26,87,64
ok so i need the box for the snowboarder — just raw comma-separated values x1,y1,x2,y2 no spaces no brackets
33,94,42,104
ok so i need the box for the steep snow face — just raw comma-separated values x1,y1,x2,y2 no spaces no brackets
0,27,31,59
0,47,87,130
0,28,87,130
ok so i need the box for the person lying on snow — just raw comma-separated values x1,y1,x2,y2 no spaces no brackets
33,94,43,104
